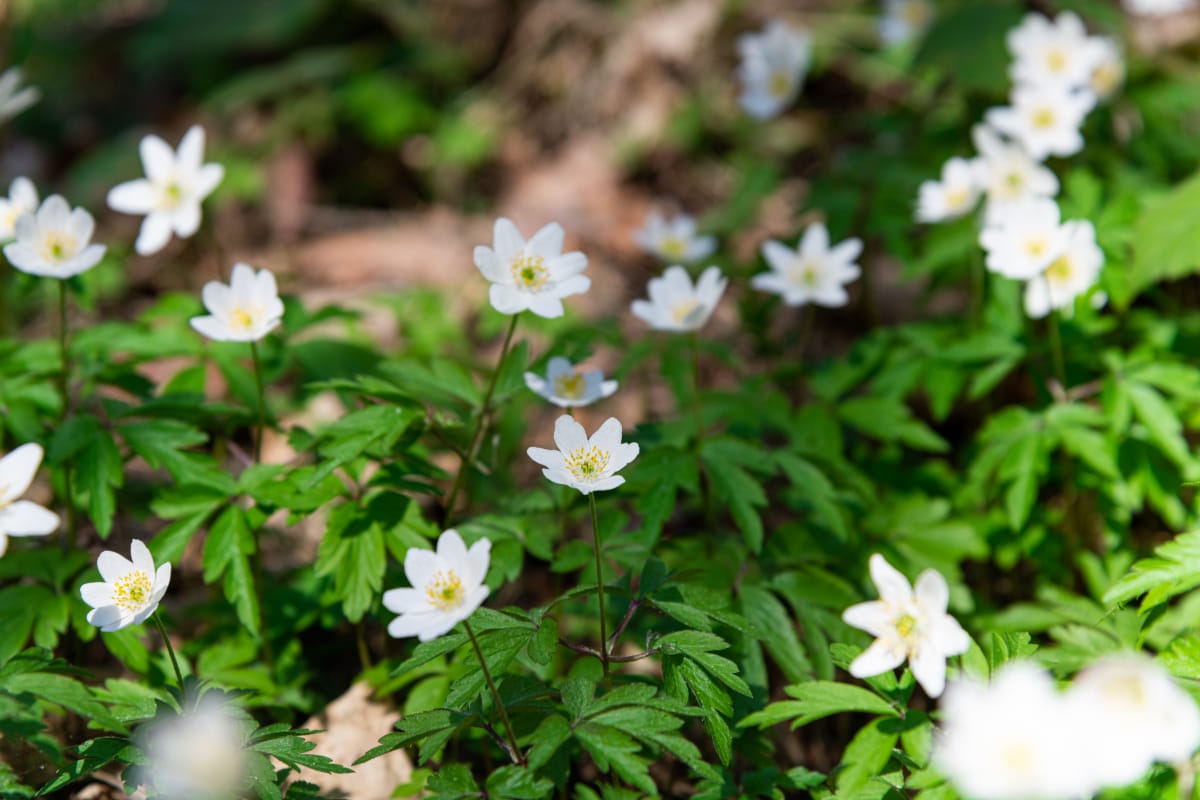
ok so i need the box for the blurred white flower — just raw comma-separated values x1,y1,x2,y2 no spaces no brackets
1123,0,1198,15
1068,654,1200,789
107,125,225,256
985,84,1096,161
1007,12,1105,92
970,125,1060,224
935,662,1095,800
0,177,38,241
841,554,969,698
383,529,491,641
137,697,247,800
634,210,716,264
190,262,284,343
0,443,59,558
979,197,1069,280
916,157,980,223
736,20,812,120
528,415,639,496
1023,220,1103,319
474,217,590,318
525,357,617,408
80,539,172,632
631,265,727,332
1089,37,1125,101
2,195,105,279
0,67,39,124
879,0,934,47
753,222,862,307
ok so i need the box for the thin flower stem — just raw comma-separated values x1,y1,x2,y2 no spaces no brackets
247,340,273,666
687,332,704,447
249,340,267,463
463,618,524,765
589,492,612,689
57,282,77,552
152,611,186,698
443,313,520,527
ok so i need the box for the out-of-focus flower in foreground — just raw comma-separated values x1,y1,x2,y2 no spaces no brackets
383,529,491,642
0,67,39,124
136,697,248,800
841,553,969,698
80,539,172,632
107,125,225,256
916,157,980,223
1089,37,1125,101
474,217,590,318
190,262,284,343
753,222,862,308
985,84,1095,161
1023,219,1103,319
634,210,716,264
528,415,639,495
0,177,38,240
970,125,1059,224
525,357,618,408
736,20,812,120
2,195,105,279
979,197,1068,280
0,443,59,558
632,265,727,332
879,0,934,47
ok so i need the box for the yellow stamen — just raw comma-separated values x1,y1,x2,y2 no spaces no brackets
1025,237,1048,259
945,186,971,211
230,308,255,331
1045,256,1072,283
554,372,587,400
768,71,792,99
39,231,77,264
565,445,611,482
671,298,702,324
113,571,153,612
895,613,918,639
1031,108,1055,130
1045,49,1067,73
511,254,549,291
425,569,465,611
659,237,687,260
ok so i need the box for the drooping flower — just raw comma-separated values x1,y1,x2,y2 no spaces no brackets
1023,220,1103,318
189,262,284,343
1088,37,1125,101
0,67,39,124
736,20,812,120
934,662,1096,800
107,125,225,256
2,195,106,279
979,197,1069,280
1007,12,1105,92
0,177,38,240
634,210,716,264
80,539,172,632
753,222,862,308
631,265,727,332
525,357,618,408
135,696,248,800
473,217,590,319
970,125,1059,224
916,157,980,223
0,443,59,558
383,529,491,642
527,415,639,495
1067,654,1200,789
841,554,970,698
985,84,1096,162
879,0,934,47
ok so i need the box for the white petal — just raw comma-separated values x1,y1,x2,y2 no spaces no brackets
930,616,971,656
528,222,565,258
761,240,795,273
914,569,950,614
848,638,907,679
190,315,234,342
842,601,893,638
136,212,174,256
171,202,202,238
107,179,157,215
404,547,439,590
489,283,528,315
868,554,914,605
153,562,172,596
527,446,562,469
88,605,129,632
606,442,639,474
436,529,469,564
97,550,134,583
493,218,525,266
177,125,206,173
547,251,587,280
910,645,949,698
0,533,7,558
382,587,425,614
474,246,504,282
0,443,43,503
465,538,492,587
526,293,565,319
585,475,625,493
80,581,113,608
128,540,153,576
552,414,588,453
554,275,590,299
0,501,59,536
140,134,176,181
800,223,830,258
193,163,224,199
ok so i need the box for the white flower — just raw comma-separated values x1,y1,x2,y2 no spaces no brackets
107,125,225,256
80,539,172,632
1089,37,1125,101
631,265,727,332
527,415,639,496
1023,220,1103,319
934,662,1097,800
979,197,1069,280
1007,12,1105,92
736,20,812,120
383,529,491,642
916,157,980,223
879,0,934,47
525,357,618,408
474,217,590,319
136,697,248,800
190,262,284,343
0,177,38,240
753,222,862,307
1124,0,1198,15
985,84,1096,162
634,210,716,264
970,125,1060,224
0,444,59,558
0,67,39,124
841,554,969,698
2,195,105,279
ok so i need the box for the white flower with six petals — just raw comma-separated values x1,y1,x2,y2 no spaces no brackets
979,197,1069,280
753,222,862,307
80,539,172,632
525,357,618,408
1007,12,1105,92
970,125,1060,224
383,529,491,642
634,210,716,264
0,444,59,558
190,262,284,343
2,195,106,279
916,157,980,223
631,265,727,332
736,20,812,120
474,218,590,319
528,415,639,495
1023,219,1104,319
985,84,1096,162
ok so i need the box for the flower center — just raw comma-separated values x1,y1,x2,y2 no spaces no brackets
39,231,77,264
1001,170,1025,196
768,70,792,99
671,298,703,325
553,372,587,400
160,181,185,209
1092,63,1120,96
1045,49,1067,73
945,186,971,211
894,613,918,641
425,569,465,611
1045,255,1072,283
1031,107,1056,130
511,254,549,291
565,445,611,482
1000,740,1035,773
1099,674,1148,707
659,236,687,260
113,570,153,612
788,260,821,288
1024,236,1049,259
230,307,256,332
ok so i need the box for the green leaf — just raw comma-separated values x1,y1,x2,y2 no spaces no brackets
574,723,656,795
740,682,898,730
839,397,948,454
526,714,571,770
1129,169,1200,296
485,766,553,799
1104,530,1200,613
738,586,812,682
700,438,770,553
